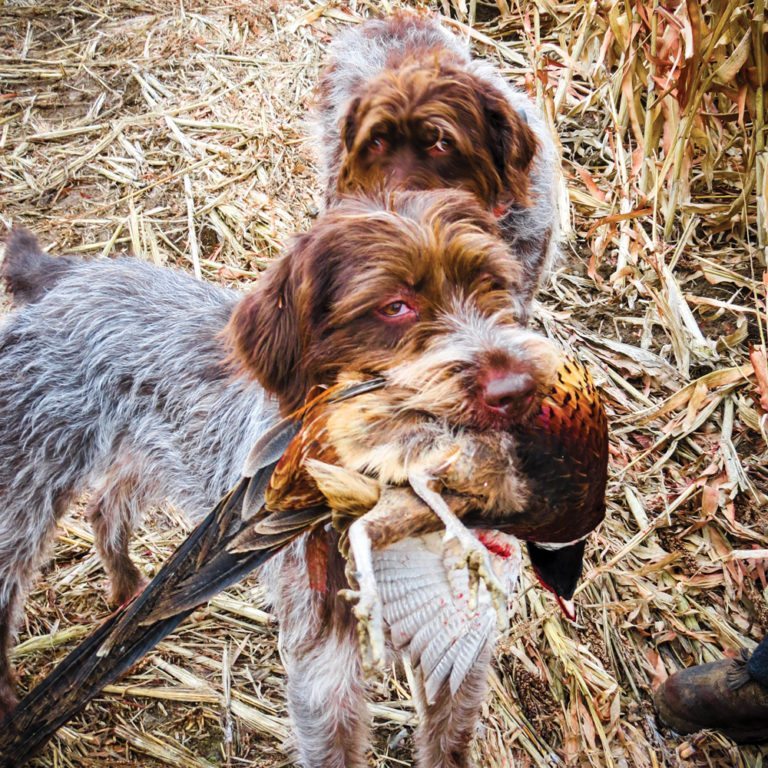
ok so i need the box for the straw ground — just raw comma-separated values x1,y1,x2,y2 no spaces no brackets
0,1,766,766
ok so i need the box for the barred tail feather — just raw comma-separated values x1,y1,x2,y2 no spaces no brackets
0,474,286,766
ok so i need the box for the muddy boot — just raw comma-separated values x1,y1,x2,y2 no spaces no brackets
654,646,768,744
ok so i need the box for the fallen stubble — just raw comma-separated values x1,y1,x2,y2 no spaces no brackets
0,0,765,766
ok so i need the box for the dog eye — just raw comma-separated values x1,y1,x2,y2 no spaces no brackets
476,271,507,292
369,136,389,154
428,138,453,156
377,300,417,320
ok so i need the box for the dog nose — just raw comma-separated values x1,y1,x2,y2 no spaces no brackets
480,368,536,417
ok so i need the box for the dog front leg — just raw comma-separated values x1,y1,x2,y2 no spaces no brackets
284,629,370,768
413,642,493,768
269,538,371,768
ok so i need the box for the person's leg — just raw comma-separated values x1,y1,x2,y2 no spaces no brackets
747,635,768,687
654,635,768,743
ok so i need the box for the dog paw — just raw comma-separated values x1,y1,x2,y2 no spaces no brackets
109,571,149,608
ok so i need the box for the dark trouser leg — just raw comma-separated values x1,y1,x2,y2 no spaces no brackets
747,635,768,687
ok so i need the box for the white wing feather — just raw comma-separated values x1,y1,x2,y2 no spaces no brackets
374,530,521,704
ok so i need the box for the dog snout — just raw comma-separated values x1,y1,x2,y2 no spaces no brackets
479,365,536,420
386,164,415,190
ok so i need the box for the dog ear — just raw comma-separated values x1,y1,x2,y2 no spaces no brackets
341,97,362,152
481,86,538,203
226,240,310,413
336,98,364,194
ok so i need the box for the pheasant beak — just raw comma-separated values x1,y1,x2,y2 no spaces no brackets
553,595,576,622
526,540,586,622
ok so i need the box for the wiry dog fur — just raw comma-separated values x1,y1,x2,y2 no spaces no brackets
312,12,559,300
0,190,556,767
0,232,277,716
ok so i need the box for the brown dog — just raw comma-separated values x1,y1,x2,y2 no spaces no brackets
226,189,563,767
311,13,558,301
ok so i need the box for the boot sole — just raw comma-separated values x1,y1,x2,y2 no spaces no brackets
658,710,768,744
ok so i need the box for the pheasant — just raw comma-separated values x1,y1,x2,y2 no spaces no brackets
0,355,607,766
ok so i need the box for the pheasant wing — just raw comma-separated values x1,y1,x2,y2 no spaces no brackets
375,530,522,704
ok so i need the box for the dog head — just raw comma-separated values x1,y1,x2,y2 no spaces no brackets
227,189,557,424
335,59,538,211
